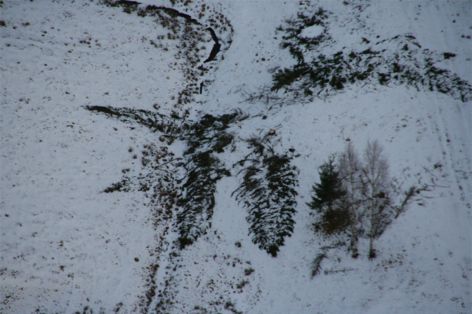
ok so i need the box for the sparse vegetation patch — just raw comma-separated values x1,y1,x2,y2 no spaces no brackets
270,8,472,102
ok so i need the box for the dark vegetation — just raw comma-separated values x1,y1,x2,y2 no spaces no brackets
87,105,247,249
86,105,180,141
276,8,331,64
176,111,247,248
88,104,300,258
87,105,249,312
272,8,472,102
233,135,299,256
91,103,300,258
308,156,349,236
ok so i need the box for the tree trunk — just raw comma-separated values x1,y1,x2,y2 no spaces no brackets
350,224,359,258
368,237,376,259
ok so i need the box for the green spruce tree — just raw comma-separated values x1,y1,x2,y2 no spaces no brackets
308,156,345,212
308,155,349,236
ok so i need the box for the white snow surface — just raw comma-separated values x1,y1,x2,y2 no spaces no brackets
299,24,324,39
1,0,471,313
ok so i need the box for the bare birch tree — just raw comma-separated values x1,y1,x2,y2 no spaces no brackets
338,142,363,258
360,140,392,259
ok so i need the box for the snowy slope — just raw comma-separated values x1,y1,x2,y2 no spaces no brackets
0,0,188,312
1,0,471,313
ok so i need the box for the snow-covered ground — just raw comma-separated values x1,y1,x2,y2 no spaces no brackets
0,1,185,311
1,0,471,313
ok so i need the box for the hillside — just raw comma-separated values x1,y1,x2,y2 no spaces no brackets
1,0,471,313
